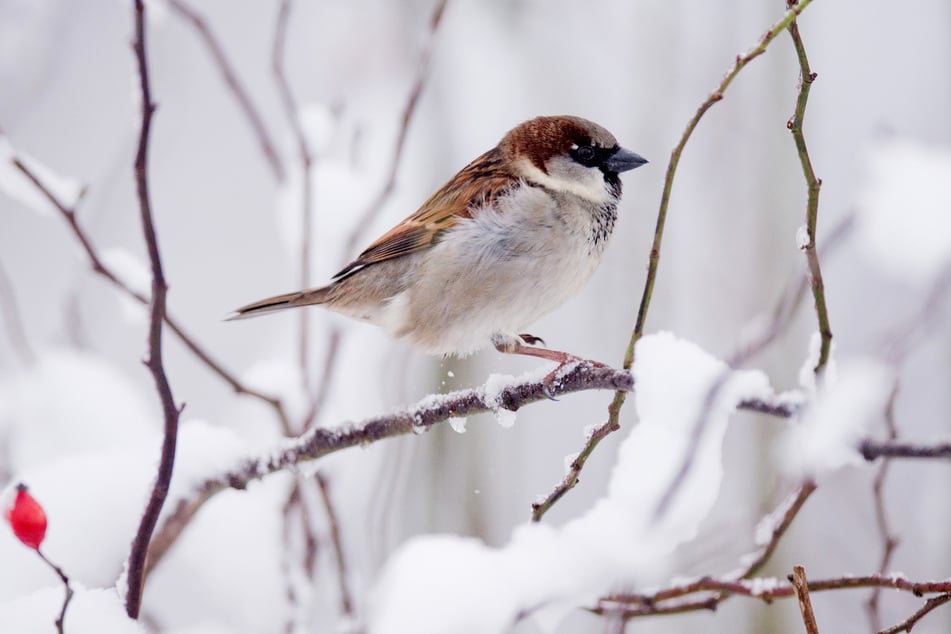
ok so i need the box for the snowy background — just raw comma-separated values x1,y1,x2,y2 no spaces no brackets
1,0,950,632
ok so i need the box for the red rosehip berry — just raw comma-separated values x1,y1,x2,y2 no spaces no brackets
5,483,47,550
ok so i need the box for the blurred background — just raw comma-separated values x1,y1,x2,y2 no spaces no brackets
1,0,950,632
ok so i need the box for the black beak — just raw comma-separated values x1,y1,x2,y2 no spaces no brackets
604,147,648,173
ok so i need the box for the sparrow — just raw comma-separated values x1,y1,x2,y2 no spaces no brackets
230,115,647,371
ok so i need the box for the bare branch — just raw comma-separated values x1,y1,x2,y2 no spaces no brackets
146,362,795,572
301,326,343,430
627,0,816,364
879,593,951,634
790,565,821,634
741,481,816,579
342,0,449,261
272,0,316,392
316,473,354,618
599,573,951,621
35,550,73,634
786,1,832,375
860,440,951,461
125,0,182,618
867,387,901,630
532,0,817,523
12,153,292,433
166,0,285,182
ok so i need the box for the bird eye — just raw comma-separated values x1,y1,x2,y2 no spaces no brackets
576,145,597,162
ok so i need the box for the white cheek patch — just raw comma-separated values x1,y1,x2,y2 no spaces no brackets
516,158,615,205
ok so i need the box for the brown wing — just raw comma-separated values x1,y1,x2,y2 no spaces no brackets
333,147,518,280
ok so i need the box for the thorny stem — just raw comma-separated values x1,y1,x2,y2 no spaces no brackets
166,0,285,182
786,2,832,374
125,0,183,618
12,158,292,434
531,0,816,523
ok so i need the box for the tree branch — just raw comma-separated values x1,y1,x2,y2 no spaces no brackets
531,0,817,523
867,386,901,630
166,0,285,182
790,565,821,634
272,0,316,393
12,154,291,433
124,0,183,618
145,362,796,573
342,0,449,261
787,1,831,374
860,440,951,461
879,593,951,634
599,574,951,621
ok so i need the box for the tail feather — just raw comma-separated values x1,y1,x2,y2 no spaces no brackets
226,286,331,321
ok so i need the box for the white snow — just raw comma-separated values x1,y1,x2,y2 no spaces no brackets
448,416,467,434
0,586,144,634
798,332,837,394
368,332,778,633
856,137,951,285
0,350,156,474
795,224,810,250
779,359,893,479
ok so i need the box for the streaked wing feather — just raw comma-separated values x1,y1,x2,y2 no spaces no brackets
333,148,517,280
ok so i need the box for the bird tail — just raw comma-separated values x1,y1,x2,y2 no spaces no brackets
226,286,332,321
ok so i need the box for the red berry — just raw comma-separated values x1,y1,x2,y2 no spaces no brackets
5,484,47,550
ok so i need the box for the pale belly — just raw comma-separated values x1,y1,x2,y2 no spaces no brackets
376,194,614,356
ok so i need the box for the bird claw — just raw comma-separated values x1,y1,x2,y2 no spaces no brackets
541,381,559,401
519,333,547,347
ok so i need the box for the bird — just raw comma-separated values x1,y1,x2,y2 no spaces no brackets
230,115,647,375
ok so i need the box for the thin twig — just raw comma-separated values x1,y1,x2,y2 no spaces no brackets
166,0,285,182
36,550,73,634
272,0,315,392
316,473,355,618
790,565,821,634
628,0,815,363
0,255,36,366
531,0,816,523
786,2,831,374
741,481,817,578
301,326,343,430
860,440,951,460
598,574,951,620
867,387,901,630
145,362,795,572
879,593,951,634
280,480,319,633
12,156,292,433
125,0,183,618
342,0,449,261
